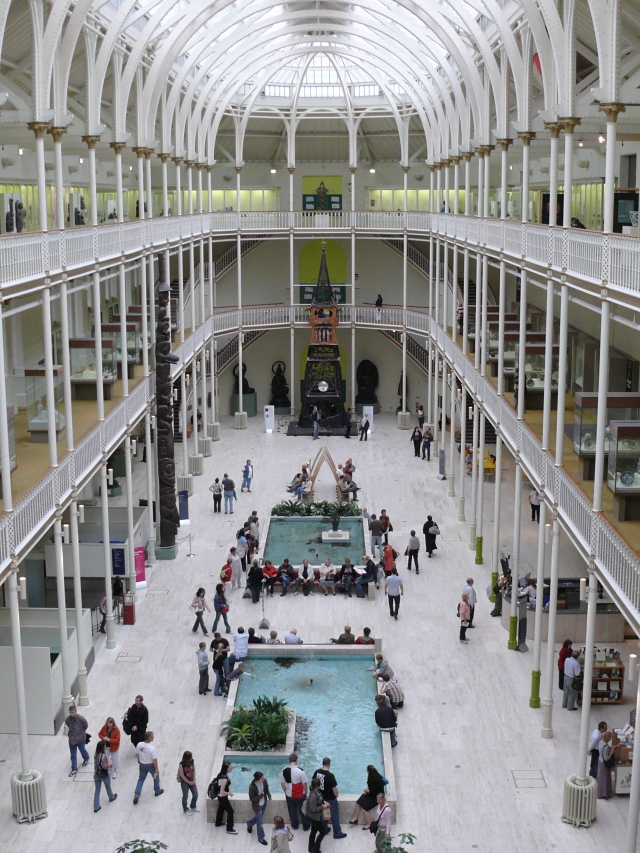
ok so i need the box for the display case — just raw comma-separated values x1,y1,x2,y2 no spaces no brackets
69,339,117,400
573,394,640,477
511,344,560,409
607,420,640,497
0,406,17,476
101,323,141,379
25,365,66,442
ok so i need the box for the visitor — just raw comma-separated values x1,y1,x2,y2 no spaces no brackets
359,414,369,441
462,578,477,628
210,637,228,696
262,560,278,596
571,216,586,229
529,489,541,522
249,511,261,551
312,757,347,839
212,583,232,634
588,722,608,779
331,625,355,644
384,568,403,620
374,792,391,850
98,716,120,779
369,654,394,680
421,427,432,460
236,531,248,573
266,630,282,644
368,515,383,559
338,475,360,501
405,530,420,573
284,629,303,644
123,694,148,747
416,403,425,429
375,293,383,321
337,559,355,596
597,732,614,799
383,543,396,576
423,515,439,558
271,815,294,852
342,458,355,477
191,587,210,635
112,575,124,619
562,650,582,711
65,704,89,777
278,559,296,596
228,627,249,670
312,405,320,440
459,593,471,644
558,640,573,690
378,672,404,709
98,596,107,633
355,627,374,645
306,777,330,851
228,546,243,590
410,426,422,456
344,407,352,439
197,642,211,695
220,557,233,589
247,627,265,644
209,478,222,512
222,472,235,514
178,750,199,815
133,731,163,803
248,560,265,603
247,770,272,845
241,459,253,492
320,560,337,596
295,560,314,596
356,556,376,598
374,695,397,747
280,753,310,831
213,761,238,834
349,765,386,828
93,741,117,812
379,509,392,545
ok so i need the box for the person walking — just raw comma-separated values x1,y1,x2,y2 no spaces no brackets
529,489,540,522
312,757,347,839
588,721,608,779
410,427,422,457
374,695,397,747
405,530,420,573
597,732,614,799
123,694,148,747
98,596,107,633
248,560,265,603
416,404,425,429
191,587,210,635
458,593,471,643
463,578,477,627
421,427,432,460
197,642,211,695
384,569,403,620
373,793,391,851
93,741,117,812
306,777,330,853
209,478,223,512
375,293,383,321
222,473,235,514
379,509,392,545
98,716,121,779
241,460,254,492
359,414,369,441
423,515,439,557
178,750,199,815
279,753,310,831
557,640,573,689
212,583,232,633
65,704,89,777
562,650,582,711
343,408,352,439
271,815,294,852
213,761,238,834
133,731,163,803
311,405,320,440
368,515,384,561
349,765,386,828
247,770,272,845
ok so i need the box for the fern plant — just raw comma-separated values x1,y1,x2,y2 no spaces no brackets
221,695,289,751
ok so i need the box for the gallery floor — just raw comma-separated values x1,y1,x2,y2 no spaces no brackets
0,413,636,853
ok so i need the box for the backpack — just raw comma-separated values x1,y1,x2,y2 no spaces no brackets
208,776,221,799
99,752,110,777
122,713,131,735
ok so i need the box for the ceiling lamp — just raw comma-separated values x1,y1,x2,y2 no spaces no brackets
369,168,376,174
270,168,276,174
598,135,605,144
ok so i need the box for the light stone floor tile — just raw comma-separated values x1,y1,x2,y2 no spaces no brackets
0,414,636,853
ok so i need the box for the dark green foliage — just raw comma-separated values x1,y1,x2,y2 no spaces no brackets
271,500,361,517
374,834,417,853
221,695,289,751
116,842,168,853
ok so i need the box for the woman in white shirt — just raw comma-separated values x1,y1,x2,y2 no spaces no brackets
374,792,391,850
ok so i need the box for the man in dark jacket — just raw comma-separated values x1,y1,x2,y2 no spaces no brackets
247,770,272,843
247,560,264,603
355,556,376,598
343,408,352,439
221,473,235,514
124,695,149,746
374,695,397,747
65,705,89,776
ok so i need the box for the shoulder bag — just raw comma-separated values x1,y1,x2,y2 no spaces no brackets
603,746,616,769
428,524,440,536
369,804,389,834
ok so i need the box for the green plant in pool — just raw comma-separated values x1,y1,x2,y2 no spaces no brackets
221,695,289,751
374,833,416,853
271,500,361,517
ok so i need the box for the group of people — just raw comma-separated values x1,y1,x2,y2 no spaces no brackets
410,425,433,460
209,465,256,513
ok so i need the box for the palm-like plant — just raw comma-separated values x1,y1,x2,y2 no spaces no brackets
221,696,289,751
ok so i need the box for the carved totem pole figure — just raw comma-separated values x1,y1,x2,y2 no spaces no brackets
155,253,180,548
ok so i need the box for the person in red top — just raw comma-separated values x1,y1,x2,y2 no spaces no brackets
355,627,375,645
220,559,232,586
98,716,121,778
383,544,396,576
262,561,278,596
558,640,573,690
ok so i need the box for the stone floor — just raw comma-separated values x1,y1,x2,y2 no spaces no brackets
0,413,637,853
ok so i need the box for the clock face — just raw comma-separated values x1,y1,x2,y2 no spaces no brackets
318,380,329,392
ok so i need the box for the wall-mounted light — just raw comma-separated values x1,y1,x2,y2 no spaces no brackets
63,523,70,544
579,577,587,601
79,158,84,164
578,141,584,148
151,414,156,429
129,165,133,171
598,135,605,144
545,523,551,545
19,577,27,600
270,168,276,174
108,468,114,486
78,504,85,524
131,438,137,456
509,164,513,170
18,148,23,156
369,168,376,174
629,654,638,682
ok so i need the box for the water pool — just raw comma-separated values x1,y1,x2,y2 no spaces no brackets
227,655,382,794
263,517,366,566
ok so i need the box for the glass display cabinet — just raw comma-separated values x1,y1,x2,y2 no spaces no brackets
101,322,141,380
607,420,640,521
25,364,66,442
573,394,640,478
0,405,17,477
70,339,117,400
510,344,560,409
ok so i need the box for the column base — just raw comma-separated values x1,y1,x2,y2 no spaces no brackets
207,422,220,441
397,411,411,429
156,543,179,561
188,453,204,476
529,670,541,708
447,476,455,497
541,698,554,739
561,775,597,827
147,539,156,565
507,614,518,650
490,570,498,602
475,535,483,564
468,522,476,551
177,473,194,496
235,411,248,430
11,771,47,822
198,436,213,457
457,496,465,523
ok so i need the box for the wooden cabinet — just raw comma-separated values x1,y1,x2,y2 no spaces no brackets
576,660,625,705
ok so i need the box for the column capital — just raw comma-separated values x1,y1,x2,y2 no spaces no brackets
349,166,356,174
157,152,171,163
27,121,51,139
558,116,581,134
47,126,68,143
463,151,473,162
288,166,295,174
132,146,146,158
428,164,436,173
479,144,495,157
475,146,485,159
402,165,410,173
451,155,462,165
234,165,242,174
496,138,513,152
441,159,451,168
184,159,195,168
143,148,154,160
171,156,183,166
195,162,204,171
597,102,626,123
543,121,562,138
109,141,127,155
517,131,536,146
205,164,213,173
81,134,101,150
